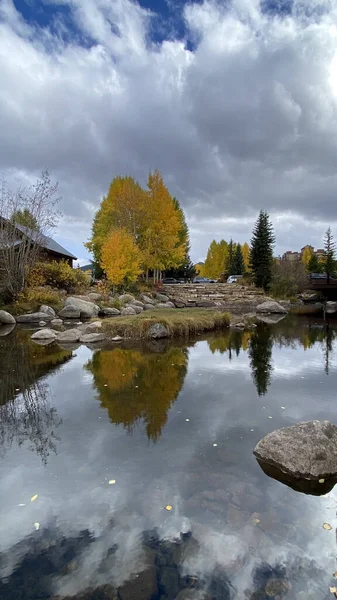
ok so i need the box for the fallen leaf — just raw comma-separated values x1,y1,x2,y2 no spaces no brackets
268,416,273,419
319,478,325,483
330,587,337,594
34,522,40,531
281,406,286,410
323,523,332,530
30,494,38,502
333,572,337,578
213,443,218,447
185,419,190,422
252,518,260,525
18,504,26,507
165,505,173,511
108,480,116,485
250,428,254,432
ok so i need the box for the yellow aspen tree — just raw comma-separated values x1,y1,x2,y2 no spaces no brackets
301,246,313,267
85,176,145,263
101,228,143,288
142,170,185,282
242,242,250,273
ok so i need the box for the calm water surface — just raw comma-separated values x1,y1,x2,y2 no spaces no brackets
0,317,336,599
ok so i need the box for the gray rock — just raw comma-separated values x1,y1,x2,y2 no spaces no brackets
64,297,99,318
0,324,15,336
234,322,245,328
126,304,143,314
0,310,16,324
173,300,186,308
39,321,47,326
99,307,121,316
118,293,135,304
155,293,169,302
156,302,175,309
39,305,56,317
144,303,155,311
112,335,123,342
141,294,155,304
256,301,288,314
147,323,169,339
16,312,52,323
121,306,137,316
254,420,337,480
79,333,106,343
81,321,102,333
86,292,102,302
131,300,144,308
31,328,58,341
58,305,81,319
50,319,63,327
118,547,157,600
196,300,215,308
56,328,82,343
326,301,337,313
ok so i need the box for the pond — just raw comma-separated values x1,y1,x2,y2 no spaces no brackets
0,316,336,600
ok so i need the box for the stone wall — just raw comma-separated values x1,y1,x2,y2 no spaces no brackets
162,283,266,312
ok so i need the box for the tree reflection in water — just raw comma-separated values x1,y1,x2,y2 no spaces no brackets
86,346,188,441
0,331,72,463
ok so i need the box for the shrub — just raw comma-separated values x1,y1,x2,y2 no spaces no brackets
4,286,64,315
28,261,88,293
270,261,309,299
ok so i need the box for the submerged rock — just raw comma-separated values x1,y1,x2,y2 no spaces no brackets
256,459,337,496
0,310,16,324
256,301,287,314
0,324,15,336
254,420,337,481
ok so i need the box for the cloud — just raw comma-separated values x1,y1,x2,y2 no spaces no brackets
0,0,337,260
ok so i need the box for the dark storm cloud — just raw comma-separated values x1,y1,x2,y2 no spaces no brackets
0,0,337,260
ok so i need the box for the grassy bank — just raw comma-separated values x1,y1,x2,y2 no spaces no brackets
102,309,231,340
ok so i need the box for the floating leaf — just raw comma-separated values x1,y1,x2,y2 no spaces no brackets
213,443,218,447
281,406,286,410
165,505,173,511
34,522,40,531
319,478,325,483
330,587,337,594
268,416,273,419
334,572,337,578
252,518,260,525
323,523,332,530
30,494,38,502
185,419,190,422
108,480,116,485
18,504,26,507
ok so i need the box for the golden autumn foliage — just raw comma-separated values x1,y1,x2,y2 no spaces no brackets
101,228,142,286
242,242,250,273
201,240,228,279
301,246,313,266
86,347,188,441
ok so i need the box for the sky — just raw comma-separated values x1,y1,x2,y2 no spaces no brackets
1,0,337,264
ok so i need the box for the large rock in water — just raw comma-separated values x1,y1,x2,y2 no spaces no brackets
147,323,169,339
31,329,58,341
16,312,53,323
39,305,56,317
0,310,16,324
256,301,287,314
254,420,337,480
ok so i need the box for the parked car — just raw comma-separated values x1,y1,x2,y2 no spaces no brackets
162,277,180,284
193,277,216,283
227,275,243,284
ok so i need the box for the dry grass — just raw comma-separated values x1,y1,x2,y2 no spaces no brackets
102,308,231,339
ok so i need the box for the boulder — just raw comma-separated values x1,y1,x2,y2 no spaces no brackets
64,297,99,319
131,300,144,308
256,301,287,314
58,305,81,319
81,321,102,334
39,321,47,326
0,324,15,337
173,300,186,308
147,323,169,339
56,328,82,343
144,304,155,311
0,310,16,324
86,292,102,302
254,420,337,480
118,548,157,600
39,305,56,317
31,329,58,341
326,301,337,313
155,293,169,302
141,294,155,305
51,319,63,327
233,322,245,328
155,302,174,309
99,307,121,317
196,300,215,308
121,307,136,316
118,293,135,304
16,312,53,323
79,333,106,344
112,335,123,342
126,304,143,314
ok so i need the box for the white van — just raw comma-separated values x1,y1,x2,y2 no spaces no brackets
227,275,243,284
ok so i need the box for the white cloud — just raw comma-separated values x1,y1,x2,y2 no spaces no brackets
1,0,337,260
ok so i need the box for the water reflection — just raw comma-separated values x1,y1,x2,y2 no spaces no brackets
0,330,72,463
86,346,188,441
248,326,273,396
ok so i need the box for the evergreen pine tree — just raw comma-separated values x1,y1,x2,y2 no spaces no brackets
307,254,321,274
226,239,236,276
323,227,336,284
233,243,244,275
248,325,273,396
250,210,275,291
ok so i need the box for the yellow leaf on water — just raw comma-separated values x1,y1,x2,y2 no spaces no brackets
330,587,337,594
30,495,38,502
34,522,40,531
108,480,116,485
252,518,260,525
323,523,332,530
213,443,218,447
319,478,325,483
165,505,173,511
